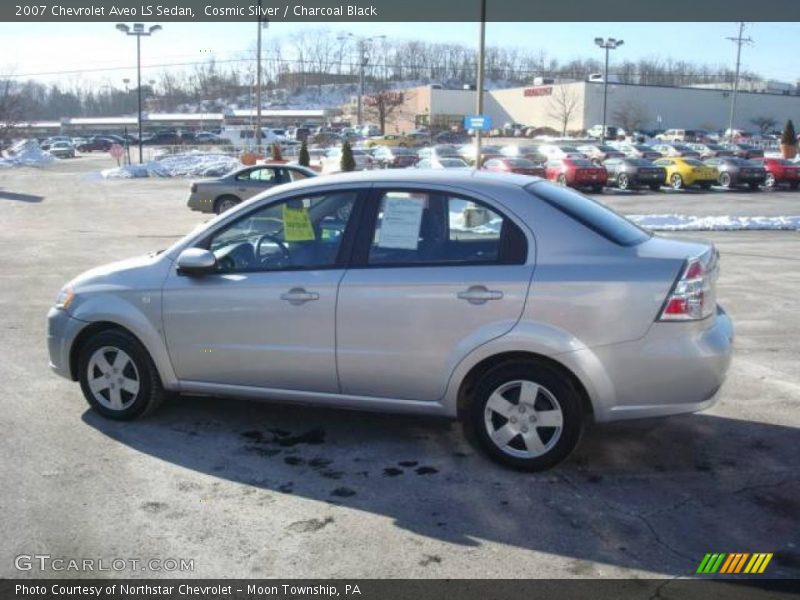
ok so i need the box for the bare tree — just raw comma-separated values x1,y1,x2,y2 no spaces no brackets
548,85,580,136
612,100,649,134
750,116,777,134
362,90,408,134
0,77,26,151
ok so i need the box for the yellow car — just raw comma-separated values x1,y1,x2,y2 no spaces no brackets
653,157,718,190
364,134,410,148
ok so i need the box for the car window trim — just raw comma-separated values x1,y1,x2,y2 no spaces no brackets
190,187,370,276
349,186,527,269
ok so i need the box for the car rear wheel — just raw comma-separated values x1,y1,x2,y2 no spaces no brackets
556,174,567,186
765,173,776,188
215,195,240,214
719,172,732,188
78,330,166,421
465,362,583,471
617,173,630,190
670,173,683,189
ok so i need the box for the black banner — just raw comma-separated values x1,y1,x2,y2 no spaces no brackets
3,579,800,600
5,0,800,22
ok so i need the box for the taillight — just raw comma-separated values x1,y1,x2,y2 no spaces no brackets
659,255,717,321
190,183,197,193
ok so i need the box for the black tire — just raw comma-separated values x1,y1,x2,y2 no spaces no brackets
214,195,240,214
464,361,584,471
556,174,567,186
765,173,776,189
649,183,661,191
617,173,630,190
719,172,732,188
77,329,166,421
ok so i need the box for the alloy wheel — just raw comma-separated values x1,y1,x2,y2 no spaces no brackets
670,173,683,190
483,380,564,459
86,347,140,411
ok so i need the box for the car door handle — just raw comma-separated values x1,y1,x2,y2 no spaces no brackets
457,286,503,304
280,288,320,305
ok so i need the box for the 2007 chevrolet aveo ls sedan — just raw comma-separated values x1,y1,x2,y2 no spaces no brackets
47,170,733,471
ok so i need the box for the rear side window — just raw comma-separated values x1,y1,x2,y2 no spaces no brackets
527,183,650,246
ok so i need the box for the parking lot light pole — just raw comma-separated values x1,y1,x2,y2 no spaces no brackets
116,23,161,164
594,37,623,143
340,33,386,128
474,0,486,169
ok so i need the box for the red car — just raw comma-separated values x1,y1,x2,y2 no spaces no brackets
545,158,608,192
752,157,800,189
482,157,545,177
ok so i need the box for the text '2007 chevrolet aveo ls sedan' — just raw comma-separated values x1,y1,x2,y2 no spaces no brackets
47,170,733,470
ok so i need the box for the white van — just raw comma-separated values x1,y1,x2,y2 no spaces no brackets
219,126,285,149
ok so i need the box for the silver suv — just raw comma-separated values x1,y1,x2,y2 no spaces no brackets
47,171,733,470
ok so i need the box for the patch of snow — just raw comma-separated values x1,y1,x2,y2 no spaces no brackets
0,139,56,168
629,214,800,231
101,152,241,178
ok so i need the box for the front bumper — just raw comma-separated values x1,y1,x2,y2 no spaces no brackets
47,307,87,380
581,306,734,422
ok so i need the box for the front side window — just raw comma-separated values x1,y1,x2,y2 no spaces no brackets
366,191,525,266
205,191,358,273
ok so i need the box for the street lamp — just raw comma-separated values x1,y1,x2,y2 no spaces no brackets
594,37,623,143
339,33,386,128
116,23,162,163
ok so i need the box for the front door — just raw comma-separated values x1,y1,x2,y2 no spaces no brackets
162,189,360,392
336,188,534,401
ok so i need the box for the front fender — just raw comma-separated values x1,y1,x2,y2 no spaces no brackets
69,293,179,390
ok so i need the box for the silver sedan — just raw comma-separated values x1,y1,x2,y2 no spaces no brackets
47,170,733,471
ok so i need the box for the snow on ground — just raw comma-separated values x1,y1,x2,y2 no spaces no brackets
629,214,800,231
0,140,56,168
101,151,241,178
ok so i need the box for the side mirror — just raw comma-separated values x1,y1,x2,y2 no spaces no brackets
176,248,216,276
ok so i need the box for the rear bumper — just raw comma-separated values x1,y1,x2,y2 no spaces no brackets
570,306,734,422
187,193,212,213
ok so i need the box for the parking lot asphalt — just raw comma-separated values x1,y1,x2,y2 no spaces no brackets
1,154,799,579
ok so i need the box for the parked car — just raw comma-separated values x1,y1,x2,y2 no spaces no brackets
433,131,470,144
602,158,666,191
320,147,374,173
614,144,662,161
655,129,707,143
457,144,504,165
720,143,765,160
703,157,766,190
47,169,733,471
418,145,461,160
364,134,410,148
687,143,734,159
76,136,119,152
651,143,701,158
371,146,419,169
414,157,469,169
537,145,588,160
194,132,225,145
653,157,717,190
40,136,72,150
750,157,800,189
545,158,607,192
143,131,183,145
500,145,547,163
47,141,76,159
577,144,626,163
586,125,624,140
187,164,317,214
483,157,545,177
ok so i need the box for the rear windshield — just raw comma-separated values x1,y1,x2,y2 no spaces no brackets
527,183,651,246
626,158,654,167
506,158,536,167
568,159,595,167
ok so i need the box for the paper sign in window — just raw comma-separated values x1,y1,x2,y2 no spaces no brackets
377,196,425,249
282,205,315,241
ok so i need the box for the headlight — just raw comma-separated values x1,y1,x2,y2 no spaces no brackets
55,285,74,310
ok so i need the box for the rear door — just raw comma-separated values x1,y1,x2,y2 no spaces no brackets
335,187,534,401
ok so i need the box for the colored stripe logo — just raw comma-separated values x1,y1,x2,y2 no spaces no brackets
697,553,773,574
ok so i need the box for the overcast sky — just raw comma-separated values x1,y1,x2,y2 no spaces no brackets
1,21,798,88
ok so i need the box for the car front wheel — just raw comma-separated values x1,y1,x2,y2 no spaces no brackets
670,173,684,189
78,329,166,421
617,173,630,190
465,362,583,471
765,173,776,188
